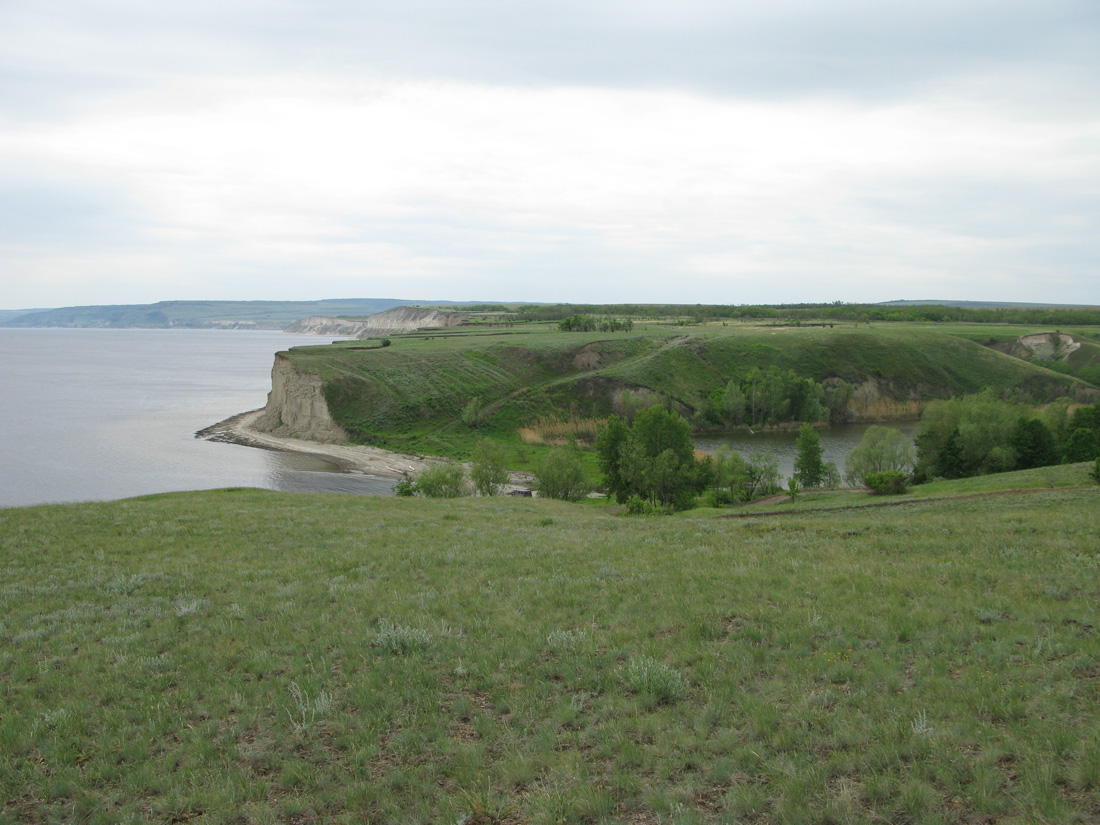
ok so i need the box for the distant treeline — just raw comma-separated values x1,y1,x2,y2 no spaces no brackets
503,303,1100,327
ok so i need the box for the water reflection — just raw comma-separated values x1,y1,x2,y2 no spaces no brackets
695,421,919,481
259,451,396,495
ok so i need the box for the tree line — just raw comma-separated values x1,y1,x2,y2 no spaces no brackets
397,397,1100,509
913,393,1100,481
511,302,1100,328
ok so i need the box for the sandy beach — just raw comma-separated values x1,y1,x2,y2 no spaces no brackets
199,410,535,491
198,410,434,478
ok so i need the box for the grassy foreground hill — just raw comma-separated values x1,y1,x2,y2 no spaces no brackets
277,322,1090,456
2,474,1099,823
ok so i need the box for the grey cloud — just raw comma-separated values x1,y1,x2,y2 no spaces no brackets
2,0,1097,114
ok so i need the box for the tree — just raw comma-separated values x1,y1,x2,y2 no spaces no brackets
723,380,747,425
709,445,744,505
595,414,630,502
471,438,509,496
1012,418,1059,470
1063,428,1100,463
844,426,916,487
793,423,825,488
535,446,590,502
739,450,780,500
913,391,1022,479
936,427,966,480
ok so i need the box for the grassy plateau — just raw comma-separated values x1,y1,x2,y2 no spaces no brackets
3,471,1099,823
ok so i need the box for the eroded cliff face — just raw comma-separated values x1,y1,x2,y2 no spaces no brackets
284,306,468,338
284,316,375,336
352,306,467,337
252,354,347,442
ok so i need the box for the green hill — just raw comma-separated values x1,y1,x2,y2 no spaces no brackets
278,324,1090,455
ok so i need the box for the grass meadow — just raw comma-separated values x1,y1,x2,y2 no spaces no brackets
2,482,1099,823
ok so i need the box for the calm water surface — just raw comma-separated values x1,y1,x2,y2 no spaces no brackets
695,421,919,482
0,328,395,508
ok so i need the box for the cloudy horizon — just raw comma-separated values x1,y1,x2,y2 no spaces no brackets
2,1,1098,309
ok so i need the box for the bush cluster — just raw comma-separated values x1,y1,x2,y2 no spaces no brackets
865,470,909,495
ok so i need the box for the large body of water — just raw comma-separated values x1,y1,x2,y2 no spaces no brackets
0,328,396,508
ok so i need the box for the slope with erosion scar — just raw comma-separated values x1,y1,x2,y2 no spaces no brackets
247,328,1091,452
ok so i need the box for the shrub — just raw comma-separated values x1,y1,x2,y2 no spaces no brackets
622,656,687,704
865,470,909,495
393,473,416,497
461,396,484,428
844,426,915,487
471,438,509,496
785,476,802,500
373,622,433,654
414,464,470,498
535,446,590,502
1091,457,1100,484
625,495,670,516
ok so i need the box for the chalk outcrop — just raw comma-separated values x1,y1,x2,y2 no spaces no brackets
285,306,468,338
252,354,348,443
284,316,375,337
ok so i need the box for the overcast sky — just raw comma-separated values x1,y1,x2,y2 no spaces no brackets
2,1,1098,308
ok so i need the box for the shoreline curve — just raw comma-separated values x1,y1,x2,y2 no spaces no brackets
197,411,536,492
197,410,430,480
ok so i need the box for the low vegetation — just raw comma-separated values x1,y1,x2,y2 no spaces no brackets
2,478,1099,823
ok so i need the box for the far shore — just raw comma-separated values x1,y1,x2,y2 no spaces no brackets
197,411,535,491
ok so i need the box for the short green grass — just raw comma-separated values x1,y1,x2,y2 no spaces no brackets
2,481,1099,823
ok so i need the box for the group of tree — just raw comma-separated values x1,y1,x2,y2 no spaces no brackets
913,393,1100,481
395,439,510,498
558,314,634,332
396,438,591,501
596,406,711,511
706,445,784,505
399,396,1100,508
700,367,851,427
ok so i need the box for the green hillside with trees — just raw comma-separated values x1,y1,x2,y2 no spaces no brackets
280,322,1092,459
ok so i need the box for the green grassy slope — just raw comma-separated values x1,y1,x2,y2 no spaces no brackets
2,483,1098,823
283,325,1087,454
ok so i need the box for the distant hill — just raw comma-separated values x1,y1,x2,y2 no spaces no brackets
0,299,430,330
878,299,1100,310
0,308,49,323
